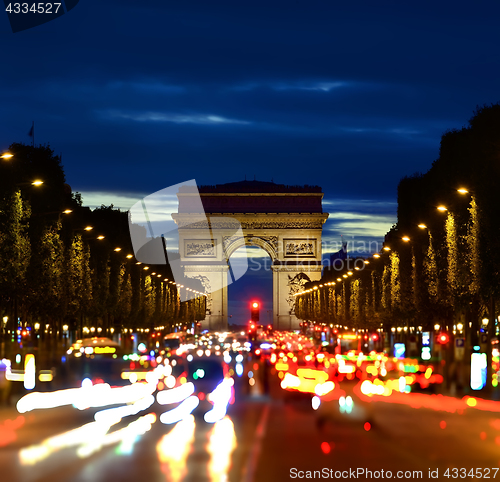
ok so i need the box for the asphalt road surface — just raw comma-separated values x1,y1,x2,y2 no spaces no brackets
1,362,499,482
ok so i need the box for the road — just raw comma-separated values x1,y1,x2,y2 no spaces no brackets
1,358,500,482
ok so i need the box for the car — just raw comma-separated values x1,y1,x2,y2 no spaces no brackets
65,337,127,386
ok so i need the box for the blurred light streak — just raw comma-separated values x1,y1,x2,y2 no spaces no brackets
157,415,195,482
471,353,487,390
72,381,157,410
355,382,500,414
94,395,155,424
339,396,353,413
17,381,156,413
38,370,53,382
463,396,500,413
78,413,156,458
23,355,35,390
207,417,236,481
205,378,234,423
280,368,328,394
121,371,150,381
20,420,115,465
156,382,194,405
160,396,199,424
18,387,84,413
315,381,335,397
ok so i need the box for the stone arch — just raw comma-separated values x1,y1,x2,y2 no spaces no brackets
172,180,329,331
224,235,278,261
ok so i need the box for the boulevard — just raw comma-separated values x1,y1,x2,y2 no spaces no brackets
1,340,500,482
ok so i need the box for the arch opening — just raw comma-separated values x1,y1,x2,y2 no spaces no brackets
227,245,273,327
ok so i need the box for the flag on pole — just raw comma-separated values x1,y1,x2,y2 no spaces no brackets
27,125,33,137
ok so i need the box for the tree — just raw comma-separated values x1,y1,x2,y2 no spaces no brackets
0,190,31,331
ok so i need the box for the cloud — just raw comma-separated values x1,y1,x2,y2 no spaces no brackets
103,110,251,126
342,127,421,136
271,81,347,92
106,80,186,95
78,191,396,257
322,198,397,215
231,80,350,92
326,214,395,237
320,198,397,254
77,190,145,211
79,188,181,249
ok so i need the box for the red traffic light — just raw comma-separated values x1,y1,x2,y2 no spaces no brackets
437,333,449,344
250,301,260,322
372,334,379,341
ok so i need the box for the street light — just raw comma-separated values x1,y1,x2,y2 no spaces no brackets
418,224,427,229
31,180,43,186
1,152,13,160
437,205,447,212
402,236,410,242
457,188,469,194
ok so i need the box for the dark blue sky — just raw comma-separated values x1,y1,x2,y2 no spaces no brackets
1,1,499,323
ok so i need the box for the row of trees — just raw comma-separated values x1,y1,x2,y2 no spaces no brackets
296,104,500,349
0,143,206,338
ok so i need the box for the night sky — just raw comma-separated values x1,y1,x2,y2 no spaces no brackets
1,1,499,323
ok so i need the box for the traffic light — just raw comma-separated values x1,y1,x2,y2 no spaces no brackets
251,301,260,322
437,333,450,344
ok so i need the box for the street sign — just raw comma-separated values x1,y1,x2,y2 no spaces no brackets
480,333,488,344
455,338,465,348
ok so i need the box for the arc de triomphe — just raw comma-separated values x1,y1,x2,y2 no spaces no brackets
171,180,329,331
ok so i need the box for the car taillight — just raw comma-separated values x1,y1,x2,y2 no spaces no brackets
198,392,205,401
